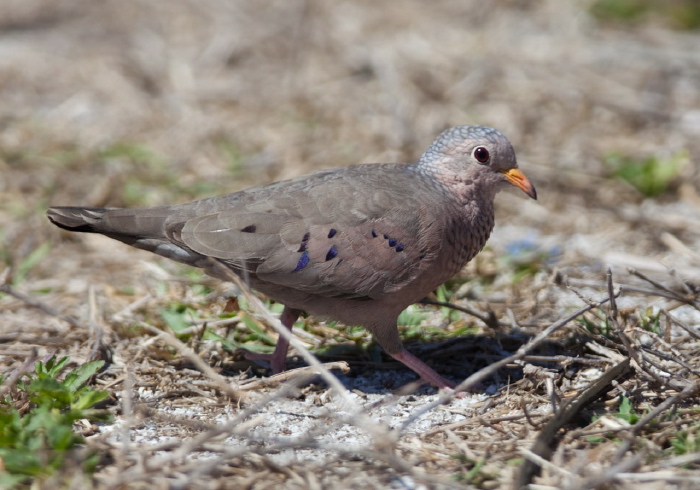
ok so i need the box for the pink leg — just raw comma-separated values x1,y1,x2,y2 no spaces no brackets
390,350,456,390
244,306,301,374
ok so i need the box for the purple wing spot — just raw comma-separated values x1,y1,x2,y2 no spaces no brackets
388,238,397,247
325,246,338,261
297,242,308,253
337,258,343,266
395,244,404,252
302,232,310,242
241,225,256,233
383,234,389,239
293,251,310,271
328,228,337,238
371,230,377,238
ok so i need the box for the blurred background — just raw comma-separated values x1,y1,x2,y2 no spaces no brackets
1,0,700,342
3,2,700,485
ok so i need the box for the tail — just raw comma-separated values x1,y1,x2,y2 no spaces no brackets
47,206,170,242
47,207,112,234
46,206,203,268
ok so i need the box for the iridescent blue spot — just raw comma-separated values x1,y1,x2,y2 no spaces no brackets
388,238,397,247
371,230,377,238
395,244,404,252
383,234,389,239
293,251,309,271
297,242,308,252
328,228,337,238
302,232,310,242
325,246,338,261
241,225,256,233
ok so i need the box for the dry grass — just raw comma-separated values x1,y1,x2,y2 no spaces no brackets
2,0,700,488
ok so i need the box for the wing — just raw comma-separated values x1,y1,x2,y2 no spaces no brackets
166,164,449,300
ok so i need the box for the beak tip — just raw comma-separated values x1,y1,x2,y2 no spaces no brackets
502,168,537,201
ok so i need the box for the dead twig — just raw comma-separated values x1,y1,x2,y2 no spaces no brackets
419,298,499,328
515,358,632,488
138,322,245,402
400,294,615,433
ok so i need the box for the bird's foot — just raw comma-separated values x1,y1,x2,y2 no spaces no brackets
390,350,470,397
241,347,288,374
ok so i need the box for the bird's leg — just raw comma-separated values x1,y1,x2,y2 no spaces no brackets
243,306,301,374
390,349,457,390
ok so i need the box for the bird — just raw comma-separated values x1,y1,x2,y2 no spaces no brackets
47,125,536,391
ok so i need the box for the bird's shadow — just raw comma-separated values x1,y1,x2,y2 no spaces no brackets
227,333,586,396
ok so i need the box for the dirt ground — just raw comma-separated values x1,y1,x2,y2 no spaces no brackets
2,0,700,488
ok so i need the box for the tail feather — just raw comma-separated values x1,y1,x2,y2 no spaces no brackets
47,206,172,240
47,205,206,268
47,205,240,279
46,206,109,233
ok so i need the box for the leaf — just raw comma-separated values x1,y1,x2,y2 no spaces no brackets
13,242,51,285
63,361,104,392
160,306,192,333
240,313,276,345
72,390,110,411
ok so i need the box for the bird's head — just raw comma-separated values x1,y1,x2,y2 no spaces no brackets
418,125,537,201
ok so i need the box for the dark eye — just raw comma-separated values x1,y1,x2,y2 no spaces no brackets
472,146,490,164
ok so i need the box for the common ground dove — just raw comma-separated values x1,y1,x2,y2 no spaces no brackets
47,126,536,390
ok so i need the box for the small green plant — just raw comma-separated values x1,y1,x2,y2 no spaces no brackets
499,238,559,282
160,303,199,334
435,284,461,323
0,356,111,487
578,313,612,338
590,0,651,23
397,305,429,328
613,395,640,424
606,151,687,197
639,308,662,334
590,0,700,29
11,242,51,286
587,396,641,444
668,424,700,458
451,453,494,485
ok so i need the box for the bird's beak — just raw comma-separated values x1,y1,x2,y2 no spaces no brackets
501,168,537,200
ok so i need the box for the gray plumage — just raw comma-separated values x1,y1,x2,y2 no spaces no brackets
47,125,536,390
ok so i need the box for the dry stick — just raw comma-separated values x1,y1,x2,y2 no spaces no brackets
514,358,632,489
400,295,613,433
419,298,497,327
425,411,546,436
629,268,700,309
662,308,700,341
610,381,699,467
138,322,245,402
237,361,351,390
104,380,311,489
0,282,87,331
606,270,688,390
87,285,108,362
606,269,640,368
0,348,38,398
117,367,135,473
572,452,646,490
521,355,605,366
566,277,690,303
205,259,359,408
641,348,700,381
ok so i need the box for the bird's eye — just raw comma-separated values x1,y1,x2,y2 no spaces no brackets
472,146,490,164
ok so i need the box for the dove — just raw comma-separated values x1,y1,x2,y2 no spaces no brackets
47,125,536,390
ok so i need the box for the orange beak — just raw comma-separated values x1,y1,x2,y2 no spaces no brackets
501,168,537,200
